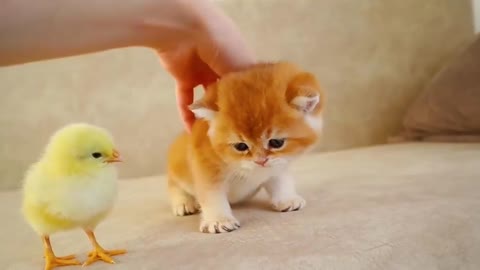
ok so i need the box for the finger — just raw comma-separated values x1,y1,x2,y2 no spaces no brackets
195,3,256,76
175,83,195,132
196,27,254,76
189,50,219,91
201,74,219,91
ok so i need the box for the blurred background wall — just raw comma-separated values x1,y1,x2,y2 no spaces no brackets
0,0,475,189
474,0,480,32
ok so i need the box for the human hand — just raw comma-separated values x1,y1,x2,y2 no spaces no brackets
153,0,255,131
0,0,254,132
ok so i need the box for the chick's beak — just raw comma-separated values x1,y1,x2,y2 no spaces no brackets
106,149,122,163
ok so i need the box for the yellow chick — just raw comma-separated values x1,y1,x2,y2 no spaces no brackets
21,123,126,270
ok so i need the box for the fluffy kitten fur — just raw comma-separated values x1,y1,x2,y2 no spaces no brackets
167,62,324,234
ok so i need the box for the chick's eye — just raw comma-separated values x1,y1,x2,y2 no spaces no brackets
92,152,102,159
233,142,249,152
268,139,285,149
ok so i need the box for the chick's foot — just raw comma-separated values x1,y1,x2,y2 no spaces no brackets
55,255,77,260
82,229,126,266
42,236,81,270
83,247,127,266
45,255,81,270
42,254,77,260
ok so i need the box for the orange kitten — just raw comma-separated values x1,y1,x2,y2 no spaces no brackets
167,62,325,233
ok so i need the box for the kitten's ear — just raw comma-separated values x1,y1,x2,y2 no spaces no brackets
188,100,217,121
189,99,217,121
188,82,219,121
287,72,322,113
291,95,320,113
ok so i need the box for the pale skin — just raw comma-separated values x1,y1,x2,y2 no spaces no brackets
0,0,256,131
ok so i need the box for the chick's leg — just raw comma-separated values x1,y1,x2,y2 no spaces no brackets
42,236,81,270
82,229,126,266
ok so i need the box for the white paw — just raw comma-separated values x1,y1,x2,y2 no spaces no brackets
199,217,241,234
272,196,306,212
172,199,200,216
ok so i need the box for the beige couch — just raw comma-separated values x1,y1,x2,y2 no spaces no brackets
1,1,479,269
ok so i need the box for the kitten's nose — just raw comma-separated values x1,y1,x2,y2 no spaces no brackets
254,158,268,167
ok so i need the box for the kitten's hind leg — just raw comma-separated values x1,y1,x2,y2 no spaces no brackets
168,177,200,216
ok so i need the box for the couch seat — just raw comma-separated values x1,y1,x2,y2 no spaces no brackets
2,142,480,270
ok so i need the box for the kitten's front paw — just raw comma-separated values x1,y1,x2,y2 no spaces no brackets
200,217,241,234
172,199,200,216
272,196,306,212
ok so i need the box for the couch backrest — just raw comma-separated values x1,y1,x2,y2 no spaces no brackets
0,0,474,190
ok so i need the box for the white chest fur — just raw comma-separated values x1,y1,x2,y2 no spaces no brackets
224,166,275,204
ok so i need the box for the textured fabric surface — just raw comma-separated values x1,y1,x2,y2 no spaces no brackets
0,0,474,189
2,143,480,270
400,34,480,142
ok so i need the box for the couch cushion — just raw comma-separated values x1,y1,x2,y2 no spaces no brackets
2,143,480,269
399,34,480,142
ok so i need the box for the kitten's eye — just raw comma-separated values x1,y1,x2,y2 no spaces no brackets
268,139,285,149
92,152,102,159
233,142,249,152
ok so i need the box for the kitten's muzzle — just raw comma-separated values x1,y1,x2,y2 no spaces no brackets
254,157,269,167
